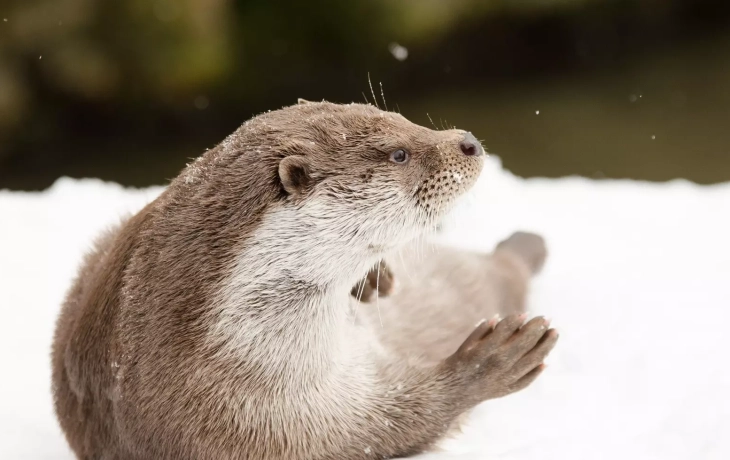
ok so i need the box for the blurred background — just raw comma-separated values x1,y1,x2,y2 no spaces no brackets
1,0,729,190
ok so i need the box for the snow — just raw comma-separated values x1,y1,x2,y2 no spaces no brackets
2,156,729,459
388,42,409,61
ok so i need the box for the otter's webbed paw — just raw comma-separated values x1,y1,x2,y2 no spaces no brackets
351,260,396,303
444,314,558,403
496,231,548,274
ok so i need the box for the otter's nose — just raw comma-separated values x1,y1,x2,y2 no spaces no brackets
459,132,483,156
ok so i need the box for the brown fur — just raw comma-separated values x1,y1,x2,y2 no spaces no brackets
360,233,547,365
51,101,557,460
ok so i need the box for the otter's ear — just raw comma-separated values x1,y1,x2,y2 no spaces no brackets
297,98,313,105
279,155,312,196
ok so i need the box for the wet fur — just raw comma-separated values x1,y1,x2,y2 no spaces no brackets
51,101,549,459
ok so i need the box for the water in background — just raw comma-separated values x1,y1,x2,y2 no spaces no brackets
1,0,728,189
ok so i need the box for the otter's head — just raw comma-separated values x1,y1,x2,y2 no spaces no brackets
267,101,484,253
179,100,484,287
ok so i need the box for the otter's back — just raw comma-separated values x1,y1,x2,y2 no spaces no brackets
50,207,148,458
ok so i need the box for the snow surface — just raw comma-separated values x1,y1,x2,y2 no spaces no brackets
2,156,729,459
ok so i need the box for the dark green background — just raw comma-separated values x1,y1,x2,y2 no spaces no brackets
1,0,729,190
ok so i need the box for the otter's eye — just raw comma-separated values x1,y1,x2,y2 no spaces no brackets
389,148,409,164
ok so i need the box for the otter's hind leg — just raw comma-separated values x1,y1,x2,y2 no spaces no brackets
490,231,548,315
361,232,547,364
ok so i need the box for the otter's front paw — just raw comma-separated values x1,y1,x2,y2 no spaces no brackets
445,314,558,403
351,260,396,302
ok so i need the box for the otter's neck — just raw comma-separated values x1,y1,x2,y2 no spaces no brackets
209,205,380,382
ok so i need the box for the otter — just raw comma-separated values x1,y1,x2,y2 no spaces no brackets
51,100,558,460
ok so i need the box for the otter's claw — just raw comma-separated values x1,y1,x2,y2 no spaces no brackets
351,260,396,302
444,313,558,404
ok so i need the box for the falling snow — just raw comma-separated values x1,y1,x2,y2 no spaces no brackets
388,42,409,61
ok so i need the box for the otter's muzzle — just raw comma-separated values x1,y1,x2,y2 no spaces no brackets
459,132,483,157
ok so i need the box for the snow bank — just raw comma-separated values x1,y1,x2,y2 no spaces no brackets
2,157,728,459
